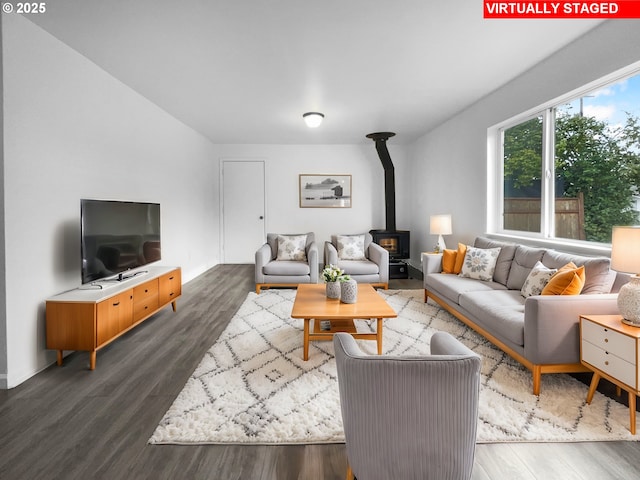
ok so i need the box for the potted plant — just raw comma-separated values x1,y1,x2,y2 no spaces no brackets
322,264,344,299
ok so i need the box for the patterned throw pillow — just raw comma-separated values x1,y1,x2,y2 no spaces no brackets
276,234,308,261
337,234,366,260
521,261,557,298
459,246,501,281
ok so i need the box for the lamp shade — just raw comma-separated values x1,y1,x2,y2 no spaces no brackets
611,226,640,274
303,112,324,128
611,226,640,325
430,214,452,235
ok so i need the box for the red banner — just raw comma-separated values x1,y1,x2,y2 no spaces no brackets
484,1,640,18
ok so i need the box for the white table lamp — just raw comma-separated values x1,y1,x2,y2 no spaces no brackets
611,226,640,327
430,214,452,253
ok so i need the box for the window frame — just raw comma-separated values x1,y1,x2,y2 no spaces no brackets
487,61,640,255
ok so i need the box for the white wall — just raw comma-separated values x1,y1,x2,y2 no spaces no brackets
407,20,640,267
1,15,220,388
217,143,410,261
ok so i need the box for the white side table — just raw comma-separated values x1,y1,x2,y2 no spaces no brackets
580,314,640,434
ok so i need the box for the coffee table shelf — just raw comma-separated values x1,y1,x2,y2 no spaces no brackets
291,284,397,360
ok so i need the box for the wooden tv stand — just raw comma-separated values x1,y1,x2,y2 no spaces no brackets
46,266,181,370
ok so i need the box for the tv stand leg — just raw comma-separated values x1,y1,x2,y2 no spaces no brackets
89,351,96,370
56,350,63,366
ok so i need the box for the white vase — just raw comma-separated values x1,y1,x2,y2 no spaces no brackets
619,275,640,326
340,279,358,304
326,281,340,299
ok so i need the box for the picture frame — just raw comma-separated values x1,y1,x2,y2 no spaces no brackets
299,174,352,208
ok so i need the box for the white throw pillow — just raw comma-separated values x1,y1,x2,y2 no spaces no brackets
337,234,366,260
276,234,307,261
521,261,557,298
459,246,501,281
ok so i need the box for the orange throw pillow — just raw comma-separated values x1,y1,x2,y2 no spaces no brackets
541,262,586,295
442,249,457,273
453,243,467,274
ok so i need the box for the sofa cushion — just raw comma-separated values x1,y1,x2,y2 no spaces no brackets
425,273,507,305
337,260,379,275
506,245,547,290
460,246,501,281
521,261,557,297
263,260,311,275
542,263,585,295
458,290,526,347
474,237,517,286
541,250,616,294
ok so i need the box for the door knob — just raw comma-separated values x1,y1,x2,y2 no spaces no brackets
259,216,264,220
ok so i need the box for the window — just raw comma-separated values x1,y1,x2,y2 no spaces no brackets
493,68,640,245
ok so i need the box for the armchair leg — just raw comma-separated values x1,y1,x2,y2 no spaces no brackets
346,464,354,480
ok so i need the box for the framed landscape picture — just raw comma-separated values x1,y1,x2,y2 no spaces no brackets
299,174,352,208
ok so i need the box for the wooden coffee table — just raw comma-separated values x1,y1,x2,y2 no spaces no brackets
291,283,397,360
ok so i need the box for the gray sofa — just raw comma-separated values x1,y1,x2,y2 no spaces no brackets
423,236,627,395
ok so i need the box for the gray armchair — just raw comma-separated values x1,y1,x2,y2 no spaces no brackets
324,233,389,288
333,331,481,480
255,232,318,293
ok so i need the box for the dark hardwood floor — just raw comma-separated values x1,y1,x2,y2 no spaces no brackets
1,264,638,479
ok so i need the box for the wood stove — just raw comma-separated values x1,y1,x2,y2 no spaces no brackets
367,132,410,279
370,230,410,260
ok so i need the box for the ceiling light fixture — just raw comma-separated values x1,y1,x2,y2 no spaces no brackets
303,112,324,128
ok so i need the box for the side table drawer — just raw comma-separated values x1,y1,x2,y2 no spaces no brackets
582,318,636,364
582,340,636,389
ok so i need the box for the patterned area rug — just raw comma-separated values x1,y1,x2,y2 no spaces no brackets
149,289,638,445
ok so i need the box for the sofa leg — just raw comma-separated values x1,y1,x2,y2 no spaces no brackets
532,365,542,395
256,285,262,294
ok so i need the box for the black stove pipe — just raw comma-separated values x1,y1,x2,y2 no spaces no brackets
366,132,396,232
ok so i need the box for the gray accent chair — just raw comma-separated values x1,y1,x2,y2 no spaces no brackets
324,233,389,289
333,332,481,480
255,232,318,293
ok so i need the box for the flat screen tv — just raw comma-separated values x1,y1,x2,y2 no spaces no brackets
81,199,161,284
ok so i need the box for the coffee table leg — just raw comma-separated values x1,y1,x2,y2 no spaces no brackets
376,318,383,354
303,318,310,361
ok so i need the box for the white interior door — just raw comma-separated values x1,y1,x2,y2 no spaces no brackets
222,160,266,263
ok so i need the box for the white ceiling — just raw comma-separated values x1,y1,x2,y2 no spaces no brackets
27,1,603,145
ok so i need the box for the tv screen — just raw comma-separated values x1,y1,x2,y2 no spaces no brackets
81,199,161,284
